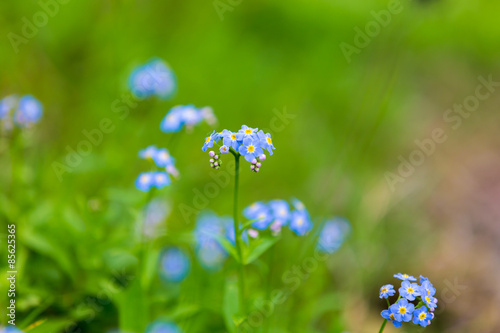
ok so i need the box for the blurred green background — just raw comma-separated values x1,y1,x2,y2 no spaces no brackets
1,0,500,332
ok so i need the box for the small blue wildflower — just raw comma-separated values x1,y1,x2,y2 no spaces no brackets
202,130,217,152
146,320,181,333
389,298,414,322
159,247,190,283
420,279,436,297
289,209,313,236
268,200,290,226
135,172,155,192
160,106,184,133
379,284,395,299
139,145,158,160
381,309,402,327
238,125,258,138
222,130,242,150
243,202,273,230
291,197,307,211
399,280,421,301
152,171,171,189
419,275,429,284
129,59,176,99
14,95,43,127
412,307,432,327
257,130,275,155
394,273,417,281
316,217,350,254
153,148,175,168
238,137,263,162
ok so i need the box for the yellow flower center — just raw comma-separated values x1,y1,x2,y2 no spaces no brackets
245,129,252,134
399,307,406,314
231,134,237,140
427,290,431,295
297,217,303,226
140,175,149,183
425,296,431,303
408,288,414,293
248,145,255,153
205,137,211,143
402,274,408,278
389,314,395,321
266,137,272,144
419,312,426,320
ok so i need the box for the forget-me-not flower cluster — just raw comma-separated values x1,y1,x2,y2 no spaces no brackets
135,145,179,192
379,274,438,328
242,198,313,236
202,125,275,172
161,105,217,133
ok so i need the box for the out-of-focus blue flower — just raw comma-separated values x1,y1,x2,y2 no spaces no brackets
0,95,17,119
316,217,350,253
129,59,176,99
153,171,171,189
238,137,263,162
194,212,228,270
389,298,414,322
139,145,158,160
291,198,307,211
146,320,181,333
268,200,290,226
135,172,155,192
257,130,275,155
381,309,402,327
243,202,273,230
399,281,421,301
289,210,312,236
394,273,417,281
14,95,43,127
153,148,175,168
412,307,432,327
160,105,216,133
159,247,190,283
143,199,170,238
379,284,395,299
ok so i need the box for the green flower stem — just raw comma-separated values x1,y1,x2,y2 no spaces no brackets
231,149,246,315
378,319,387,333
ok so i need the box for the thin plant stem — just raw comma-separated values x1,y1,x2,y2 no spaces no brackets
378,319,387,333
231,150,246,316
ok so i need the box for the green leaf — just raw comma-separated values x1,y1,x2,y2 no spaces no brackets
24,318,74,333
244,237,280,265
115,278,149,333
240,218,261,231
212,233,240,263
223,277,239,333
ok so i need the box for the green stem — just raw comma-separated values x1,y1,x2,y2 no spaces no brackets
378,319,387,333
232,152,246,315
